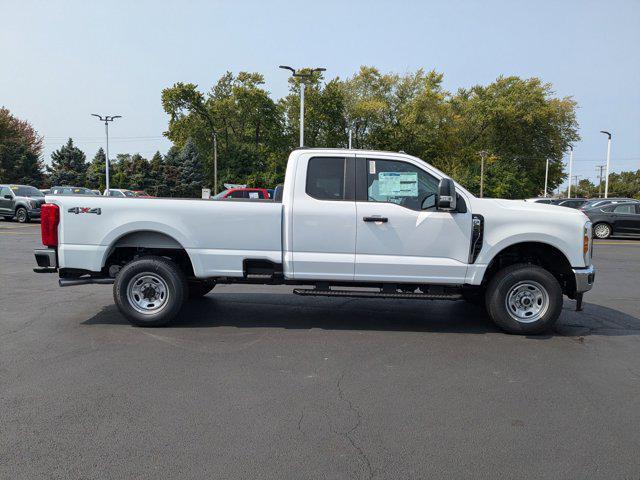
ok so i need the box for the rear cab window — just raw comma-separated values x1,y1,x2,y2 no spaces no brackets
306,157,347,201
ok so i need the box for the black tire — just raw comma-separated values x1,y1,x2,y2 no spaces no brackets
188,281,216,298
485,263,563,335
113,256,187,327
593,222,612,239
15,207,29,223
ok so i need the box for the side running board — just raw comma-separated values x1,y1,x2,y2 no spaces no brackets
293,288,461,301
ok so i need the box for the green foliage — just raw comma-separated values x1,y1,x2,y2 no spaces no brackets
0,107,45,185
565,170,640,199
179,138,204,197
47,138,87,187
86,147,106,191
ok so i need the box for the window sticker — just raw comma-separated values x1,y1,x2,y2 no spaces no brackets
248,191,259,199
377,172,418,197
369,161,376,175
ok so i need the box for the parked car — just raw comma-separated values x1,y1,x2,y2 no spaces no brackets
131,190,154,198
103,189,136,197
524,197,564,205
90,189,101,196
0,184,45,223
557,198,588,209
50,186,99,196
585,201,640,239
212,188,270,199
39,189,51,195
33,148,595,335
579,198,634,211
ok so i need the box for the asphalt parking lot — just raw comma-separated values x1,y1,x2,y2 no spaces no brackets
1,221,639,479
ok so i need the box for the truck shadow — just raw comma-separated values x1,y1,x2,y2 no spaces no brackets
82,293,640,337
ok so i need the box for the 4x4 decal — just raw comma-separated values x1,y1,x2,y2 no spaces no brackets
68,207,101,215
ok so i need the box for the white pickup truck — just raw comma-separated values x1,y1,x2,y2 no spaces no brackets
34,149,595,334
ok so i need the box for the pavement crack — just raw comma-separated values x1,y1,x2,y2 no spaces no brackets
336,372,374,480
297,408,305,431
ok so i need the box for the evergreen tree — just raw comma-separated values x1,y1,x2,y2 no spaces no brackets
163,146,181,197
179,138,204,198
86,148,106,191
47,138,87,186
149,150,166,196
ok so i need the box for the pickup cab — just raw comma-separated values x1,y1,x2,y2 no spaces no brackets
33,149,595,334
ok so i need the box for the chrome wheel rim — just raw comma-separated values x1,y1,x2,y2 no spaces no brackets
16,209,26,222
505,281,549,323
594,224,610,238
126,273,169,315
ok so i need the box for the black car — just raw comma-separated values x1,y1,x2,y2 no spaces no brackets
585,201,640,239
579,197,634,211
557,198,588,209
0,184,46,223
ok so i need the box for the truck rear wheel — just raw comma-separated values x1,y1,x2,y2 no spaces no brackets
113,256,187,327
485,264,563,335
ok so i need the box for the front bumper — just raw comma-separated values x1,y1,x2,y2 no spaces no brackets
28,208,41,218
573,265,595,293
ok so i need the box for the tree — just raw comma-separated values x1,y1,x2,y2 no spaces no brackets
163,146,181,197
47,138,87,186
0,107,45,185
86,148,106,191
179,138,204,197
162,72,286,191
148,151,166,196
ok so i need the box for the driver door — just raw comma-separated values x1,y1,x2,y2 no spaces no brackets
354,155,471,284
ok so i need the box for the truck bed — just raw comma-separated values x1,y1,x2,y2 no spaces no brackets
46,196,283,278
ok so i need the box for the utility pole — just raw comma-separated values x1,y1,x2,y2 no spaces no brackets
213,132,218,195
595,165,606,198
567,145,574,198
479,150,488,198
600,130,612,198
91,114,122,192
544,159,550,197
279,65,326,147
572,175,582,196
348,128,353,149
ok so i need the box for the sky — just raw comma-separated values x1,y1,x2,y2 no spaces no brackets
1,0,639,190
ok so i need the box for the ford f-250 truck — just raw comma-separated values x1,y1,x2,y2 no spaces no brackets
33,149,595,334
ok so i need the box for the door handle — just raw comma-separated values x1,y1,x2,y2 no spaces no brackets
363,216,388,223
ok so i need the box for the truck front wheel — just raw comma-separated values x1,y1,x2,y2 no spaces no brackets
113,256,187,327
485,264,563,335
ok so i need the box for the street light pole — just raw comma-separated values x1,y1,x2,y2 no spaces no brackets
91,114,122,192
600,131,612,198
544,158,549,197
279,65,326,147
567,145,573,198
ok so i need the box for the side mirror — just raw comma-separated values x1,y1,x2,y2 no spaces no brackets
3,195,12,200
436,178,457,211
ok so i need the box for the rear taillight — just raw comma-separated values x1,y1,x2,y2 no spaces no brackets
41,204,60,247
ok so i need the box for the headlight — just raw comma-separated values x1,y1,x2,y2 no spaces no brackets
583,221,592,264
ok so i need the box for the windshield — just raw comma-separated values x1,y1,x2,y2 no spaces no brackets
11,186,44,197
212,190,229,199
123,190,136,197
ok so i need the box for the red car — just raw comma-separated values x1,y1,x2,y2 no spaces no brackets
212,188,269,199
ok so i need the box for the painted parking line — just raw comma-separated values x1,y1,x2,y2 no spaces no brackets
0,231,40,235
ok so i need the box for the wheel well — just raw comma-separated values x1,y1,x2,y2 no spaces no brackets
103,231,195,279
482,242,576,297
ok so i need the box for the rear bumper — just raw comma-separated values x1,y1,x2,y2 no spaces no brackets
34,248,57,272
573,265,595,293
